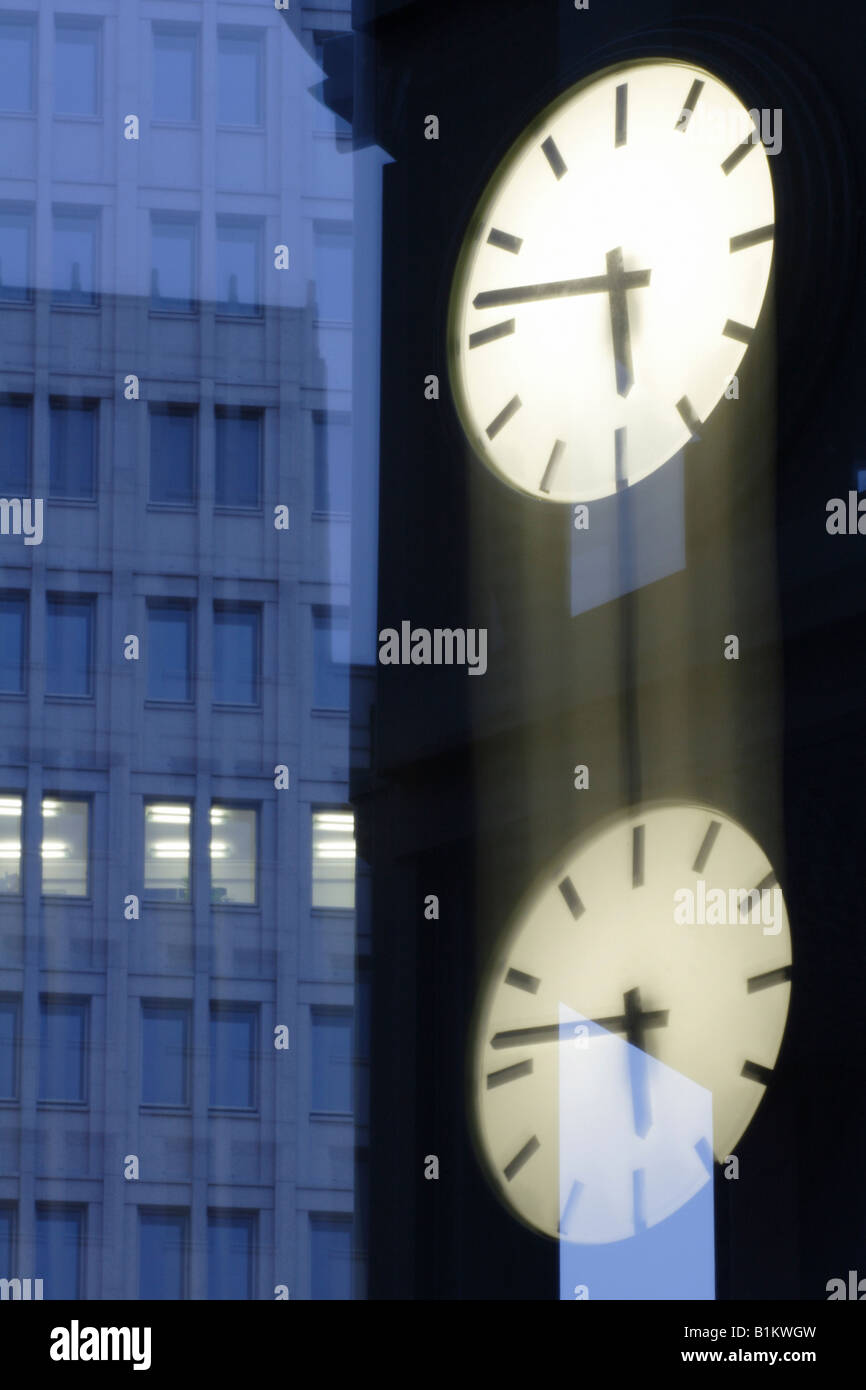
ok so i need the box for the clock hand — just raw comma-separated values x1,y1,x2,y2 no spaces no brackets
472,262,651,310
622,986,653,1138
606,247,637,398
490,1005,669,1049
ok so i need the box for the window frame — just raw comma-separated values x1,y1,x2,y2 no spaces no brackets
0,994,20,1100
40,794,91,900
209,801,259,908
151,23,200,127
48,396,98,502
44,593,95,700
149,213,198,317
53,16,102,119
140,999,192,1109
37,994,89,1105
147,402,198,508
208,1001,259,1111
212,602,262,709
216,27,264,130
142,798,193,905
214,405,263,512
51,205,100,309
0,591,28,696
0,204,34,304
145,599,195,705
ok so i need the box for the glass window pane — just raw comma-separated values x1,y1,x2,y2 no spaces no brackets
310,1215,352,1300
39,999,87,1101
313,411,351,513
313,221,352,322
313,609,349,708
0,19,34,113
0,1207,11,1276
41,798,89,897
209,1005,256,1108
313,33,352,137
0,210,32,302
216,222,261,316
218,32,262,126
0,399,31,495
147,604,193,701
210,805,256,905
55,22,99,116
52,211,98,306
208,1211,254,1300
312,1010,352,1112
215,409,261,508
151,218,196,313
144,802,191,903
213,607,260,705
0,794,22,894
150,406,195,504
45,597,93,697
0,998,18,1098
312,809,355,910
139,1210,187,1299
49,400,96,499
141,1003,190,1105
0,598,26,694
36,1208,82,1300
153,28,197,123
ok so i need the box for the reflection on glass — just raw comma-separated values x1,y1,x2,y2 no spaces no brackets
0,18,35,114
144,802,191,902
45,596,93,696
313,609,349,709
213,605,260,706
0,997,19,1098
55,21,100,117
312,810,355,910
312,1009,352,1112
152,28,197,123
0,209,32,302
215,407,261,508
147,602,193,701
141,1002,190,1106
217,31,262,127
208,1212,254,1300
150,216,196,313
0,794,21,893
0,398,31,494
52,210,98,306
41,798,89,897
210,805,256,905
210,1004,256,1108
310,1215,352,1300
139,1210,187,1299
39,998,87,1101
50,399,97,500
36,1206,83,1300
216,220,261,316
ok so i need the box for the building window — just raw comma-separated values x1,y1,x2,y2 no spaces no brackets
147,602,194,702
36,1206,83,1300
208,1211,255,1300
41,798,89,898
215,408,261,509
0,595,26,695
0,997,19,1099
149,404,196,506
313,410,351,514
217,30,262,127
313,220,352,323
152,26,198,124
312,809,355,910
139,1210,187,1300
0,794,22,895
52,208,99,307
39,997,87,1102
310,1215,352,1300
144,802,191,903
141,1002,190,1106
151,215,196,314
0,1206,12,1276
45,595,93,697
216,221,261,317
312,32,352,138
210,805,257,905
54,19,100,117
313,607,349,709
312,1009,353,1113
209,1004,256,1109
213,604,260,706
0,17,35,114
0,208,33,303
0,397,31,495
49,399,97,500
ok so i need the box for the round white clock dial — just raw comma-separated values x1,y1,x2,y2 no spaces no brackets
448,60,775,502
471,803,792,1242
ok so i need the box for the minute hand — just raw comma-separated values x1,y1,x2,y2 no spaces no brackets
473,268,651,310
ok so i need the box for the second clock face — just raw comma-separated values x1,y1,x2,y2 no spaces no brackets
448,60,775,502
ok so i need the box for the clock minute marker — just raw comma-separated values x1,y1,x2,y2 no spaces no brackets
747,964,792,993
540,135,567,180
539,438,565,494
487,228,523,254
741,1059,774,1086
615,83,628,147
675,78,705,131
504,966,540,994
692,819,722,873
723,318,755,344
487,1059,534,1089
469,318,515,350
632,824,645,887
558,875,584,920
486,394,522,440
721,128,759,175
730,224,774,253
503,1134,540,1181
738,869,778,921
676,395,702,440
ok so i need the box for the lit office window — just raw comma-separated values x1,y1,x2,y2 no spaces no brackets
213,605,260,706
310,1215,352,1300
55,20,100,117
313,608,349,709
149,405,196,505
0,17,35,113
0,208,33,302
36,1207,83,1300
152,27,198,123
313,221,352,322
49,399,97,500
312,1009,352,1113
45,596,93,697
151,216,196,313
52,208,99,307
312,410,351,513
147,602,194,702
139,1210,187,1300
0,596,26,694
0,1207,12,1275
210,1004,256,1108
217,30,262,127
312,809,355,910
216,221,261,317
0,397,31,494
141,1002,190,1106
0,794,22,894
41,798,89,898
210,805,256,905
208,1211,255,1300
39,998,87,1102
215,408,261,509
0,997,19,1099
144,802,191,903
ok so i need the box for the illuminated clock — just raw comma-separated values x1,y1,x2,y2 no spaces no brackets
470,803,792,1242
447,59,775,502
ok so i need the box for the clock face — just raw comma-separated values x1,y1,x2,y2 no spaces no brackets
471,803,792,1243
448,60,775,502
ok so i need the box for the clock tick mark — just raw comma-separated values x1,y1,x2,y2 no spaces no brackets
541,135,567,180
738,870,778,921
504,1134,540,1182
615,427,627,491
539,439,566,494
505,966,541,994
721,129,760,175
615,83,628,147
558,1180,583,1236
692,819,722,873
676,395,702,441
723,318,755,344
741,1059,773,1086
676,79,705,131
486,394,522,440
558,875,585,920
469,318,515,350
632,824,645,887
747,964,792,993
695,1137,714,1174
487,1059,534,1089
487,228,523,254
730,224,774,253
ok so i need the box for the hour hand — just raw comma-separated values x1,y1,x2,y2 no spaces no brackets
606,247,635,398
